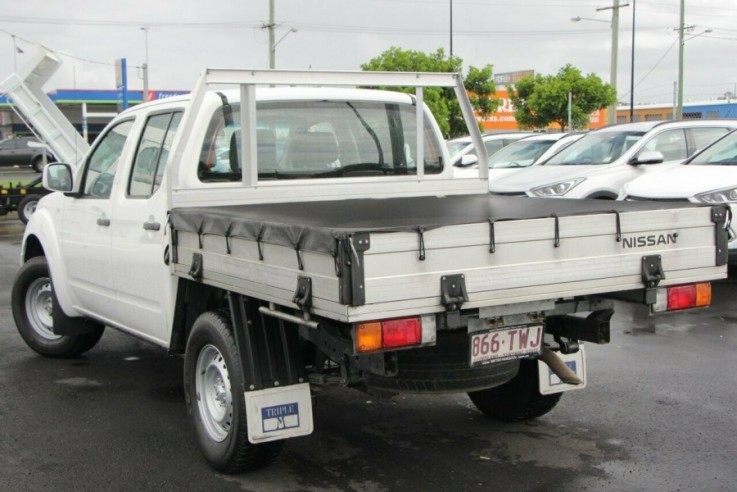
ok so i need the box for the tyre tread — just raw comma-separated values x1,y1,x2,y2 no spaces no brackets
185,311,283,474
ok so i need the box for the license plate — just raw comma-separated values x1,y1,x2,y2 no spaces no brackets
469,325,543,367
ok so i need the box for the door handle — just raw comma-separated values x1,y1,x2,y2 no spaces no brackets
143,220,161,231
97,217,111,227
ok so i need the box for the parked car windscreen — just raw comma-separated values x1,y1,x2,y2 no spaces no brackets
688,131,737,165
544,131,645,166
446,139,469,158
488,139,557,169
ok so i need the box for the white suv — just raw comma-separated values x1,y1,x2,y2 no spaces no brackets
489,120,737,198
622,128,737,263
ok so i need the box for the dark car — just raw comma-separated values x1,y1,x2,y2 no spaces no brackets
0,136,56,172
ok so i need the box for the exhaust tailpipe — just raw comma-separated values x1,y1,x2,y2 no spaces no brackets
538,347,583,385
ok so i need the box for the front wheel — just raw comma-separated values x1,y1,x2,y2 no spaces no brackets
184,311,283,473
468,358,562,422
11,256,105,358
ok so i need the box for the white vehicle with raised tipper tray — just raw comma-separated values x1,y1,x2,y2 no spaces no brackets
6,49,731,474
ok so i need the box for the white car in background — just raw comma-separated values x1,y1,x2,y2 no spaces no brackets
447,132,538,169
489,120,737,199
622,128,737,262
454,132,584,179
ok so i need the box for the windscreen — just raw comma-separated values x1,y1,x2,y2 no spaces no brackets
199,100,443,182
544,131,645,166
688,131,737,166
488,139,556,169
446,139,470,158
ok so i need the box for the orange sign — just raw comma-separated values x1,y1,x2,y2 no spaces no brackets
478,89,608,131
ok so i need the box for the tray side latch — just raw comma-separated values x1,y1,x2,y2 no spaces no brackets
292,276,313,311
641,255,664,289
712,205,730,266
440,274,469,329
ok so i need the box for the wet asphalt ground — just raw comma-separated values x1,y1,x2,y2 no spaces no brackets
1,208,736,491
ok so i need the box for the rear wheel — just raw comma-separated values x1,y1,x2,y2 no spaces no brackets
32,155,47,173
468,358,562,422
17,195,40,224
11,257,104,358
184,311,283,473
364,330,519,393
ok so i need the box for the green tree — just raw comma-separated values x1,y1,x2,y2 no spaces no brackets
361,47,499,137
508,64,616,131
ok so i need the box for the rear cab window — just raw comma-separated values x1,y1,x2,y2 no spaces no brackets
198,100,443,182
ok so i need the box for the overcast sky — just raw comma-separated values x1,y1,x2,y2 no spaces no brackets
1,0,735,106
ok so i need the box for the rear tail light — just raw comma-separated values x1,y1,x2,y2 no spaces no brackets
355,316,435,353
652,283,712,312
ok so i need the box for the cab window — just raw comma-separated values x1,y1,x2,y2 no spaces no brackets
198,100,443,182
128,112,182,198
82,120,134,198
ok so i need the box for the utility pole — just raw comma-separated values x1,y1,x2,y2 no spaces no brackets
629,0,636,122
596,1,629,124
449,0,453,57
676,0,685,119
141,27,150,102
268,0,276,69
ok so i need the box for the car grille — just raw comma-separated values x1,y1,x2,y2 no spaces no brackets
624,195,689,202
491,192,527,197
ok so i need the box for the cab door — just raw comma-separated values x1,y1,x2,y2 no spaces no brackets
58,120,135,320
110,111,182,344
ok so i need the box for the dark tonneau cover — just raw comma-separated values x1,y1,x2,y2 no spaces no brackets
170,194,705,256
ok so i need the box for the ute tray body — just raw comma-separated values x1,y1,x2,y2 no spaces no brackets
170,194,727,322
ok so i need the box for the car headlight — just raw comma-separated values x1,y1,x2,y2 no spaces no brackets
529,178,586,197
694,187,737,203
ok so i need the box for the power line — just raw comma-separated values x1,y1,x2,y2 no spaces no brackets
0,14,669,37
0,28,142,69
0,15,262,29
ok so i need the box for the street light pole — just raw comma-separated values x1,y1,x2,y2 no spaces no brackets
573,2,630,125
272,28,297,67
594,1,628,124
676,0,685,119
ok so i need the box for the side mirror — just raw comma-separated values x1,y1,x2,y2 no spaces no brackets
43,162,73,192
629,150,665,165
459,154,478,167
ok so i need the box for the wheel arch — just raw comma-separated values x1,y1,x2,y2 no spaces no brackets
22,206,80,318
169,278,231,355
586,191,618,200
23,233,46,261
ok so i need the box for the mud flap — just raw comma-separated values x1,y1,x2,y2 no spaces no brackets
245,382,313,444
